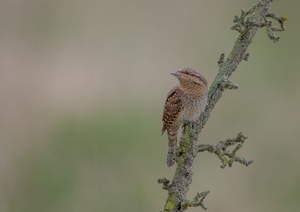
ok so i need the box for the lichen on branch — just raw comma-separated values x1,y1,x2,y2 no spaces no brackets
159,1,286,211
198,132,253,168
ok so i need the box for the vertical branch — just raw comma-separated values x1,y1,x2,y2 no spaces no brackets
159,0,286,211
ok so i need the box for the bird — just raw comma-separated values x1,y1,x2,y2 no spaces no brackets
161,67,208,167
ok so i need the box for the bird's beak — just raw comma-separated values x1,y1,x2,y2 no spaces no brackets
170,71,181,77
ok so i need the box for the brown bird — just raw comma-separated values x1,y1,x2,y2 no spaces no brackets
161,67,208,167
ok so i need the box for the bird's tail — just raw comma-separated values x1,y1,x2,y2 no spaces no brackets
166,127,179,167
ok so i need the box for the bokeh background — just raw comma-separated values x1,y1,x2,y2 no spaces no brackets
1,0,299,211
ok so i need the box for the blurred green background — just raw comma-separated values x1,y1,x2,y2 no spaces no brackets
1,0,299,211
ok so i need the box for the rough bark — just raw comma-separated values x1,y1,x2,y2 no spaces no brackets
158,0,286,211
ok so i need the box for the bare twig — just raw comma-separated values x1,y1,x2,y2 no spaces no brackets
158,177,171,190
182,191,210,210
198,133,253,168
218,53,225,67
160,1,286,211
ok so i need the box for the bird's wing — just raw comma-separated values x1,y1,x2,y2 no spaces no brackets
161,86,184,135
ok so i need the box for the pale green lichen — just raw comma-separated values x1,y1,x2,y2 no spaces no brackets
164,194,177,211
160,1,284,211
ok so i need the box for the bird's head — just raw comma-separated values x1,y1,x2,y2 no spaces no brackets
171,67,208,97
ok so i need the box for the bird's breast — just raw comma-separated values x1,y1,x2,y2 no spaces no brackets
182,96,207,122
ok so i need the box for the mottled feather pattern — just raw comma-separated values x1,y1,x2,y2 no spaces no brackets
161,68,208,167
161,86,183,135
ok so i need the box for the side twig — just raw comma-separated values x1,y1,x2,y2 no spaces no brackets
198,132,253,168
159,1,286,211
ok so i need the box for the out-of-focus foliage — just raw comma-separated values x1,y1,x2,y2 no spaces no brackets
1,1,299,212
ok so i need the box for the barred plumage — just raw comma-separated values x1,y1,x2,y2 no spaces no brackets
162,67,208,167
